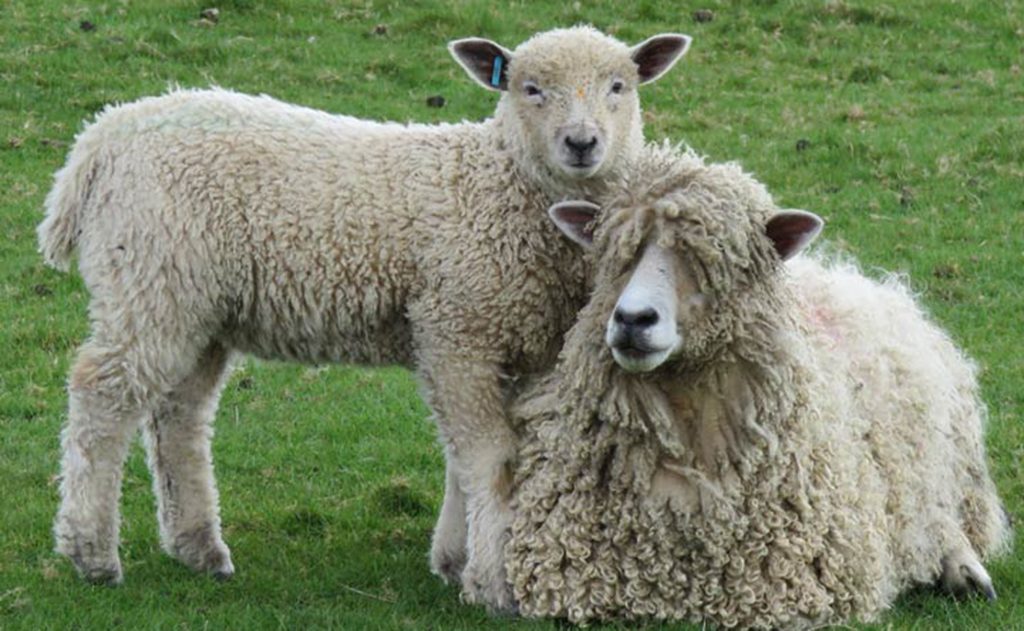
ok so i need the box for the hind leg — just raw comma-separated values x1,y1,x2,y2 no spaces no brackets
941,544,997,601
141,343,234,579
54,342,154,584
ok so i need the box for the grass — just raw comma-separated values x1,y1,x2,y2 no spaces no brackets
1,0,1021,628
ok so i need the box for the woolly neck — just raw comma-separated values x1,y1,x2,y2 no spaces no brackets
546,309,806,482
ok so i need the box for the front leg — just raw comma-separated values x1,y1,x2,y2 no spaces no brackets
419,354,517,613
457,441,517,613
430,456,468,583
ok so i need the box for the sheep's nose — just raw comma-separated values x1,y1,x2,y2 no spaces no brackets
613,306,659,330
564,135,598,156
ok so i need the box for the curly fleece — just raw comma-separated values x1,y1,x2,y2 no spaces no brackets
506,144,1010,629
36,25,668,605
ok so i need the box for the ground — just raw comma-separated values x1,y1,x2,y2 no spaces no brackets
0,1,1021,629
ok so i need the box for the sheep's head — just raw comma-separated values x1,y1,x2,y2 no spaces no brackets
548,199,823,374
450,26,690,183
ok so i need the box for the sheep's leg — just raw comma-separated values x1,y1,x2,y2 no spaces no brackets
419,355,516,612
140,343,234,579
459,445,517,613
941,546,997,601
54,342,149,584
430,456,468,583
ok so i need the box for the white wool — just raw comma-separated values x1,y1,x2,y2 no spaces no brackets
38,26,692,610
506,145,1011,628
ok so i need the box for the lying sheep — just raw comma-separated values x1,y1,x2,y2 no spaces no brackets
37,26,692,609
506,144,1011,628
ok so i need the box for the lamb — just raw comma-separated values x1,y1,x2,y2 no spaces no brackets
505,143,1011,628
36,26,692,610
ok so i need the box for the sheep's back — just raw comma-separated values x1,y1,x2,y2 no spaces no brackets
787,255,1008,572
68,89,467,365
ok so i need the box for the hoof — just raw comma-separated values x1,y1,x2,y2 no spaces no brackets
80,563,123,586
169,524,234,578
56,530,122,585
971,577,998,602
941,548,996,601
460,564,517,615
430,547,467,585
206,552,235,581
212,565,235,582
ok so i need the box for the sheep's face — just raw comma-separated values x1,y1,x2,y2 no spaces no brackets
549,201,825,373
450,27,691,181
604,242,703,372
603,213,824,372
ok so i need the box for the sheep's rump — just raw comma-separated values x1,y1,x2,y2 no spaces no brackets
505,255,1009,629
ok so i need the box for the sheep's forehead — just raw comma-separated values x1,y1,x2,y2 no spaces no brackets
510,27,635,85
601,195,755,273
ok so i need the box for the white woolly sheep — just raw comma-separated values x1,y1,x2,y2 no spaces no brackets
37,26,692,610
505,144,1011,628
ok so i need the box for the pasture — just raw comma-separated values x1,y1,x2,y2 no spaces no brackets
1,1,1020,628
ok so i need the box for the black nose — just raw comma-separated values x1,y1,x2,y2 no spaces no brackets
613,307,659,329
564,135,598,157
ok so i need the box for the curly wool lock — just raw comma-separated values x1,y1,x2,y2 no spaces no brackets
37,27,692,610
506,144,1011,628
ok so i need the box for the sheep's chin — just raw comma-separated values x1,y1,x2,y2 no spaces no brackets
611,347,672,373
556,160,603,179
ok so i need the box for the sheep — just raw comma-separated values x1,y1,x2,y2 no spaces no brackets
504,144,1011,628
36,26,692,610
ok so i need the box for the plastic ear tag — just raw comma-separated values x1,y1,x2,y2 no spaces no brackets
491,55,503,87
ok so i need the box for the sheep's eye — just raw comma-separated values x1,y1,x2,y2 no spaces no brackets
524,82,543,98
610,79,625,95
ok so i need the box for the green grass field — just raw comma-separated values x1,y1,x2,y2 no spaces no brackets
1,1,1021,628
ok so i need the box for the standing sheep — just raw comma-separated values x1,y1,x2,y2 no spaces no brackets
506,144,1011,628
37,26,692,609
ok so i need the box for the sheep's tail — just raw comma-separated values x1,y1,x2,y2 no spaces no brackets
37,139,103,272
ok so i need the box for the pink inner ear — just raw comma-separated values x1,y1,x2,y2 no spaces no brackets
453,39,508,90
550,203,599,246
633,35,689,82
771,231,802,257
766,213,822,260
556,207,598,237
637,42,677,79
559,208,597,225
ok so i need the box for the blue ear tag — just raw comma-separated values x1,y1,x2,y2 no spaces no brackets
491,55,503,88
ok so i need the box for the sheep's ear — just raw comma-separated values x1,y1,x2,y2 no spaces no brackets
631,34,692,84
765,210,824,260
448,38,513,91
548,201,600,249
